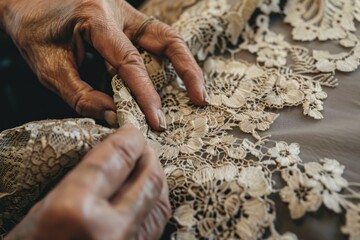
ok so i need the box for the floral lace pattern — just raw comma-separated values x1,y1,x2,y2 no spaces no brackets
284,0,360,72
113,0,360,239
112,72,360,238
0,119,113,234
1,0,360,239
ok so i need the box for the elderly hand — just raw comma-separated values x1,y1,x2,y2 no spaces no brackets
0,0,208,130
5,124,171,240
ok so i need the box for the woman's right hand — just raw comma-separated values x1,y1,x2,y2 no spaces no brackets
6,124,171,240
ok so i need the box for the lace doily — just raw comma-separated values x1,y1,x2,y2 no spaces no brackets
1,0,360,239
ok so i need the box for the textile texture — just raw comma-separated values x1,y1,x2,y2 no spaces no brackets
1,0,360,239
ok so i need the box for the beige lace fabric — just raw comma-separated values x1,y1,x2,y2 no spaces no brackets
1,0,360,239
0,119,113,234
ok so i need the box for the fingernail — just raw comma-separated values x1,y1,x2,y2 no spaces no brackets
203,87,210,104
157,109,167,130
104,110,118,128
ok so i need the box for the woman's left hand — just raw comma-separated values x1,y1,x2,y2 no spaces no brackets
0,0,208,130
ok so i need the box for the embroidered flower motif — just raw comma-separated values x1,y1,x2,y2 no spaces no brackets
160,118,208,159
174,175,272,240
227,145,247,159
259,0,281,14
303,82,327,100
292,25,318,41
207,73,256,108
163,164,186,191
341,204,360,240
235,198,272,240
264,73,304,108
304,158,348,192
303,95,324,119
192,163,238,185
180,163,273,240
245,15,290,67
236,110,279,133
207,1,230,15
162,85,193,123
257,47,288,67
187,180,243,238
268,141,301,166
204,58,260,108
302,82,327,119
207,135,238,157
280,168,322,219
304,159,348,213
238,166,271,197
322,189,343,213
190,106,226,130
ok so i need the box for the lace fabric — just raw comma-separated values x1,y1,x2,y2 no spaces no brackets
115,0,360,239
0,119,113,234
1,0,360,239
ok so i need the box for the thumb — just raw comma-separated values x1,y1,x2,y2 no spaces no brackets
73,89,118,127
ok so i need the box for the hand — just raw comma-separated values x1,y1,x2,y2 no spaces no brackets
0,0,208,130
5,124,171,240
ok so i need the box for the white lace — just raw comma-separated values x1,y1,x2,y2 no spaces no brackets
112,0,360,239
1,0,359,239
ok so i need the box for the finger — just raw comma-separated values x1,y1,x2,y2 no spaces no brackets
136,181,171,240
73,31,86,67
105,60,117,76
88,22,166,131
56,124,146,198
35,47,117,126
110,145,169,239
125,16,209,106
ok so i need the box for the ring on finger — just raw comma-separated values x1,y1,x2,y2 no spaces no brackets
132,16,155,45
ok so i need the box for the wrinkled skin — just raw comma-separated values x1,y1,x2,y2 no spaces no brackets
0,0,207,130
5,124,171,240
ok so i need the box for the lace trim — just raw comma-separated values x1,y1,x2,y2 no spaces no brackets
1,0,360,239
118,0,359,239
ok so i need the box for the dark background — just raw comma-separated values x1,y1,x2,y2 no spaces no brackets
0,0,144,131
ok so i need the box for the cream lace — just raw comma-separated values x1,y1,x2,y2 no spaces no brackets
1,0,360,239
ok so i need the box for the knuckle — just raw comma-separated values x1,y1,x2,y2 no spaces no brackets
75,0,109,31
13,31,30,47
154,22,183,43
164,27,185,45
72,88,94,117
160,196,172,221
36,65,64,95
160,184,171,218
40,197,85,227
107,133,142,169
133,85,161,104
158,183,171,220
118,49,144,68
77,0,106,15
74,93,89,116
37,66,55,84
178,67,193,82
150,169,165,193
70,91,89,116
148,154,166,193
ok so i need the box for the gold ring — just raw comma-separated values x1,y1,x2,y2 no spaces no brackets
132,16,155,45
